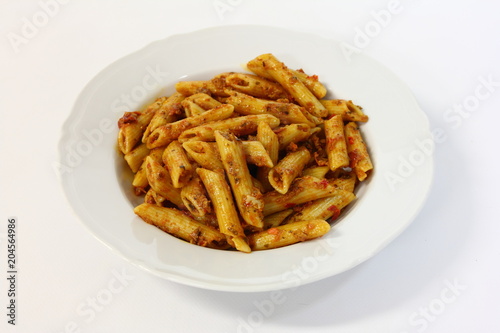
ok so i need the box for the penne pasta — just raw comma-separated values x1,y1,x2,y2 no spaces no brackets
246,60,327,99
331,171,357,192
176,72,233,97
144,156,184,209
178,114,280,142
181,99,206,117
287,190,356,223
175,80,215,97
247,54,327,118
124,142,149,173
248,219,331,250
275,123,320,150
226,91,315,126
257,122,280,165
241,141,273,168
132,166,148,195
118,96,167,149
324,115,349,171
292,69,327,99
320,99,369,122
162,141,193,188
142,93,185,143
215,131,264,229
263,209,294,229
268,147,311,194
196,167,251,253
302,166,330,179
256,122,280,191
191,213,219,230
134,203,228,249
182,141,224,173
250,176,266,193
211,72,235,96
118,111,155,154
225,73,290,100
117,53,374,253
144,188,167,206
180,175,211,217
183,93,222,110
147,104,234,148
263,176,341,216
132,147,165,194
344,122,373,181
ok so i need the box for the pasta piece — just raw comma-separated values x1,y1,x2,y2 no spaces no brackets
247,54,327,117
268,147,311,194
287,190,356,223
132,166,148,195
134,203,228,249
178,114,280,142
144,188,167,206
175,81,216,96
248,220,331,250
182,141,224,173
344,122,373,181
176,72,233,97
250,176,266,193
331,171,357,192
246,60,327,99
132,147,165,194
147,146,165,164
181,175,211,217
118,111,155,154
144,156,184,208
210,72,235,96
215,131,264,229
263,209,293,229
302,166,330,179
292,69,327,99
142,93,185,143
257,122,280,165
124,143,149,173
244,61,273,80
241,141,273,168
263,176,340,216
320,100,368,122
226,91,314,126
191,213,219,230
275,123,320,150
256,122,280,191
324,115,349,171
181,100,206,117
184,93,222,110
162,141,193,188
225,73,290,100
196,168,251,253
147,104,234,148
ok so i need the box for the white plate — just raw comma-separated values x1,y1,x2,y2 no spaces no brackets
58,25,433,292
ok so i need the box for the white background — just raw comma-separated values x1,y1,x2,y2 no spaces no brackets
1,0,499,332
